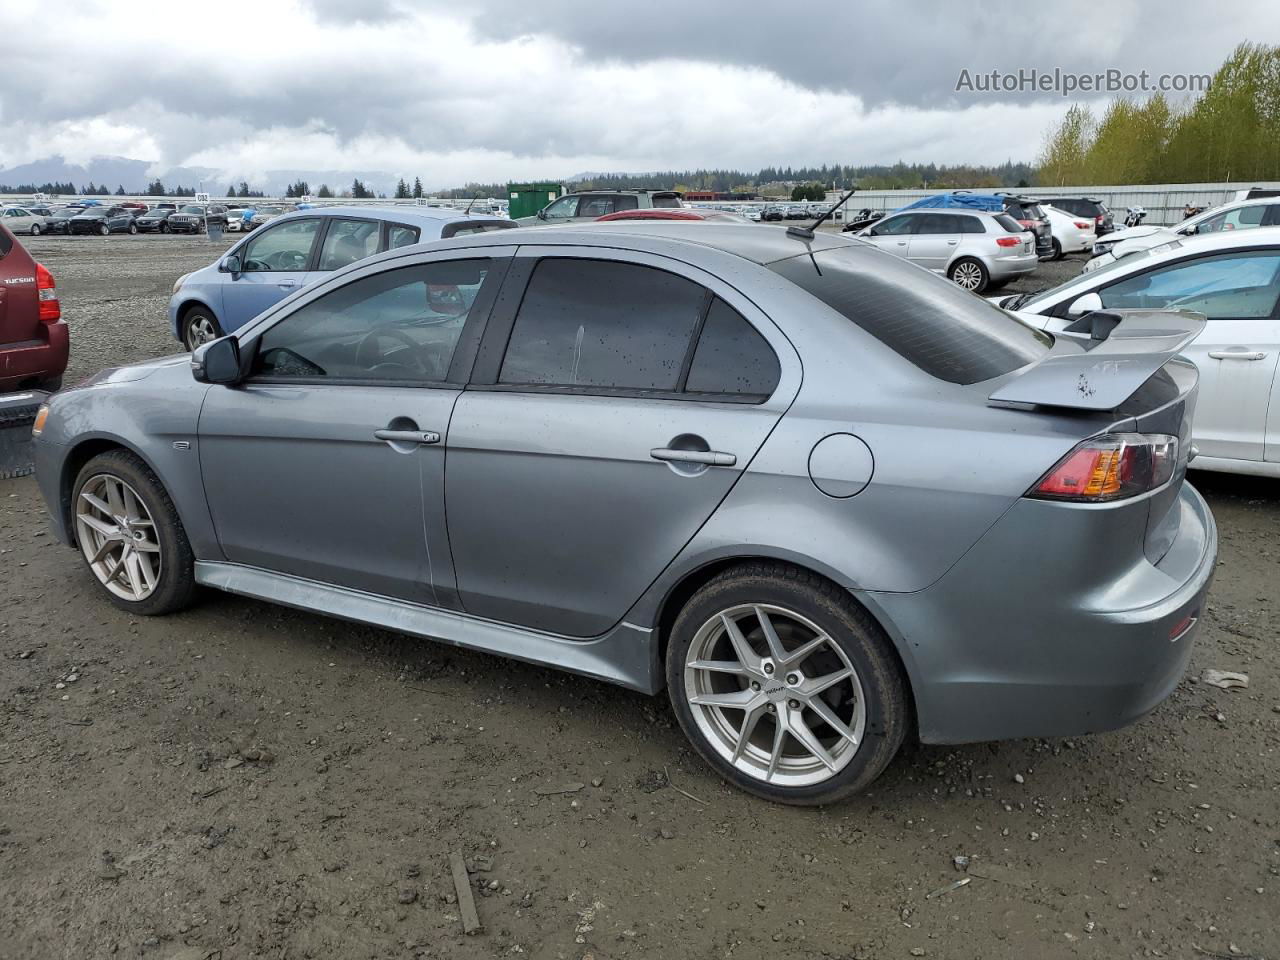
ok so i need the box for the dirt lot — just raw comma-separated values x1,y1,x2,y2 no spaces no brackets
2,234,1278,960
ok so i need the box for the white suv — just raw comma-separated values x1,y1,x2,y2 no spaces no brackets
521,190,683,226
1087,197,1280,271
857,209,1038,293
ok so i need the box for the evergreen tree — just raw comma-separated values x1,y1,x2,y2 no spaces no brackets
317,184,333,198
394,178,410,199
412,177,423,199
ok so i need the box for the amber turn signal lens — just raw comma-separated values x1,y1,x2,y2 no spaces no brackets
31,405,49,437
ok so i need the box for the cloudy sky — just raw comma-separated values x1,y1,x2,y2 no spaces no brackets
0,0,1269,188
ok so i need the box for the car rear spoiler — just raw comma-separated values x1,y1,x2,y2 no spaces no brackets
988,309,1205,412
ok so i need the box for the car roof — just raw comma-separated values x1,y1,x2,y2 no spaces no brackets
427,220,861,265
270,205,514,227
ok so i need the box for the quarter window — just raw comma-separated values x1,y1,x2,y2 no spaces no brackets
254,259,494,383
499,259,705,391
386,224,421,250
241,219,320,273
685,299,779,398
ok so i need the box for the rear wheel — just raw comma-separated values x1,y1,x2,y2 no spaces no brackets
98,223,109,236
1051,238,1063,261
948,257,988,293
182,308,222,351
667,563,908,805
72,450,196,616
159,222,169,233
128,222,138,235
30,223,42,236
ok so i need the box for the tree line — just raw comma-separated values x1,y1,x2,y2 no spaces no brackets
1038,42,1280,186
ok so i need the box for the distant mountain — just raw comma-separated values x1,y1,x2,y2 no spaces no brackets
0,155,405,197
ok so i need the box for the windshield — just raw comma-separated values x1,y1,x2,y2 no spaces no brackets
1020,248,1158,310
180,205,204,214
770,247,1051,384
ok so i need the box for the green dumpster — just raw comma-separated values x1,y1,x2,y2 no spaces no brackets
507,182,564,221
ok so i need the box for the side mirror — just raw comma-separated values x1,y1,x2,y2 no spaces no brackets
1067,292,1103,317
536,209,547,220
191,336,242,384
220,254,241,274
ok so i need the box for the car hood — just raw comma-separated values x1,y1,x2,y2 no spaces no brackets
1099,224,1172,245
77,353,190,388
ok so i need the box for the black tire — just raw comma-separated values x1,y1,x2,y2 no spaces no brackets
71,449,196,616
666,562,909,805
947,257,989,293
30,223,42,236
1051,238,1063,261
159,222,169,233
98,223,109,237
181,307,223,351
128,222,138,235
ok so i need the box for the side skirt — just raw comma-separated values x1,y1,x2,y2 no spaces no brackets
194,561,660,694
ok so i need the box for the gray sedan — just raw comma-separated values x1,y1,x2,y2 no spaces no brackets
31,223,1216,804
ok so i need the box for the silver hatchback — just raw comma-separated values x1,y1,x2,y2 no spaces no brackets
33,223,1215,804
858,209,1038,292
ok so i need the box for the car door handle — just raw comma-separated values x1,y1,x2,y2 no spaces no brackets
1207,350,1267,360
277,279,298,289
895,240,907,246
375,429,441,445
650,447,737,467
946,239,958,245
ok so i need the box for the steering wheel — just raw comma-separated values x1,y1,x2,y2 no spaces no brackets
262,249,308,270
355,326,443,378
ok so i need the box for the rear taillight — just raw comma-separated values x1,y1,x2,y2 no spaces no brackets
1030,433,1178,502
36,262,60,323
1074,220,1092,229
995,235,1021,247
1095,215,1105,224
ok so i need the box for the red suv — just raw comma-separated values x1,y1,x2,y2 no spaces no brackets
0,222,66,392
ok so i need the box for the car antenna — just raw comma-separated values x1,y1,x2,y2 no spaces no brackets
464,193,479,215
787,186,857,240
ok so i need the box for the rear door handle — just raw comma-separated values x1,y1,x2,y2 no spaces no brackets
650,447,736,467
277,279,298,289
375,429,440,445
1207,350,1267,360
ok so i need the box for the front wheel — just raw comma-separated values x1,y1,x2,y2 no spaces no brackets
30,223,42,236
128,223,138,235
98,223,110,237
182,308,222,351
1051,238,1063,261
666,563,909,805
948,257,988,293
72,450,196,615
159,222,169,233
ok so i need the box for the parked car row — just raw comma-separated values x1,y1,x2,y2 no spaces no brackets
0,200,288,237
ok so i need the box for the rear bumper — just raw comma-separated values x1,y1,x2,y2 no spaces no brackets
0,322,69,390
866,483,1217,744
988,252,1039,280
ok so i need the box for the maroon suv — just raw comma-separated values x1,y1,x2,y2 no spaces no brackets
0,222,66,392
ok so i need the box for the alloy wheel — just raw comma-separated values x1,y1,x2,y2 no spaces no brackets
185,314,218,350
75,474,163,601
683,603,866,788
951,261,983,290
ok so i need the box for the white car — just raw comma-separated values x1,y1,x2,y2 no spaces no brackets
1042,204,1095,259
1,206,44,235
1087,196,1280,272
995,227,1280,478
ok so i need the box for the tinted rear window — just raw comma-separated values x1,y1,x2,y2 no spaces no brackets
769,247,1050,384
994,213,1024,233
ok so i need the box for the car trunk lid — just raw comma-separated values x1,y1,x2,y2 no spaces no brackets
0,224,40,348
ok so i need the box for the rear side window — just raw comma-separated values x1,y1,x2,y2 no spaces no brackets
770,247,1050,385
385,224,420,250
958,216,985,234
578,195,639,218
317,219,379,271
499,259,704,390
685,299,779,398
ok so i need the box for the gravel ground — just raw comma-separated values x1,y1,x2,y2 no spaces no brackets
2,234,1278,960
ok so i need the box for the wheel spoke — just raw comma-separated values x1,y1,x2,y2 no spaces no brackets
799,666,853,698
78,513,120,539
779,634,827,669
133,551,158,591
787,711,837,771
88,538,117,564
689,688,759,710
754,606,788,662
102,551,127,586
766,717,787,782
720,614,761,673
80,491,113,516
132,538,161,554
124,551,146,599
806,696,860,746
732,705,766,764
104,479,125,517
689,659,749,676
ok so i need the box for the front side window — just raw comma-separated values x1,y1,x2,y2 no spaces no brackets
255,259,494,383
240,219,320,273
1100,251,1280,318
542,196,579,219
1198,204,1267,234
317,219,379,271
870,214,915,236
499,259,706,391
